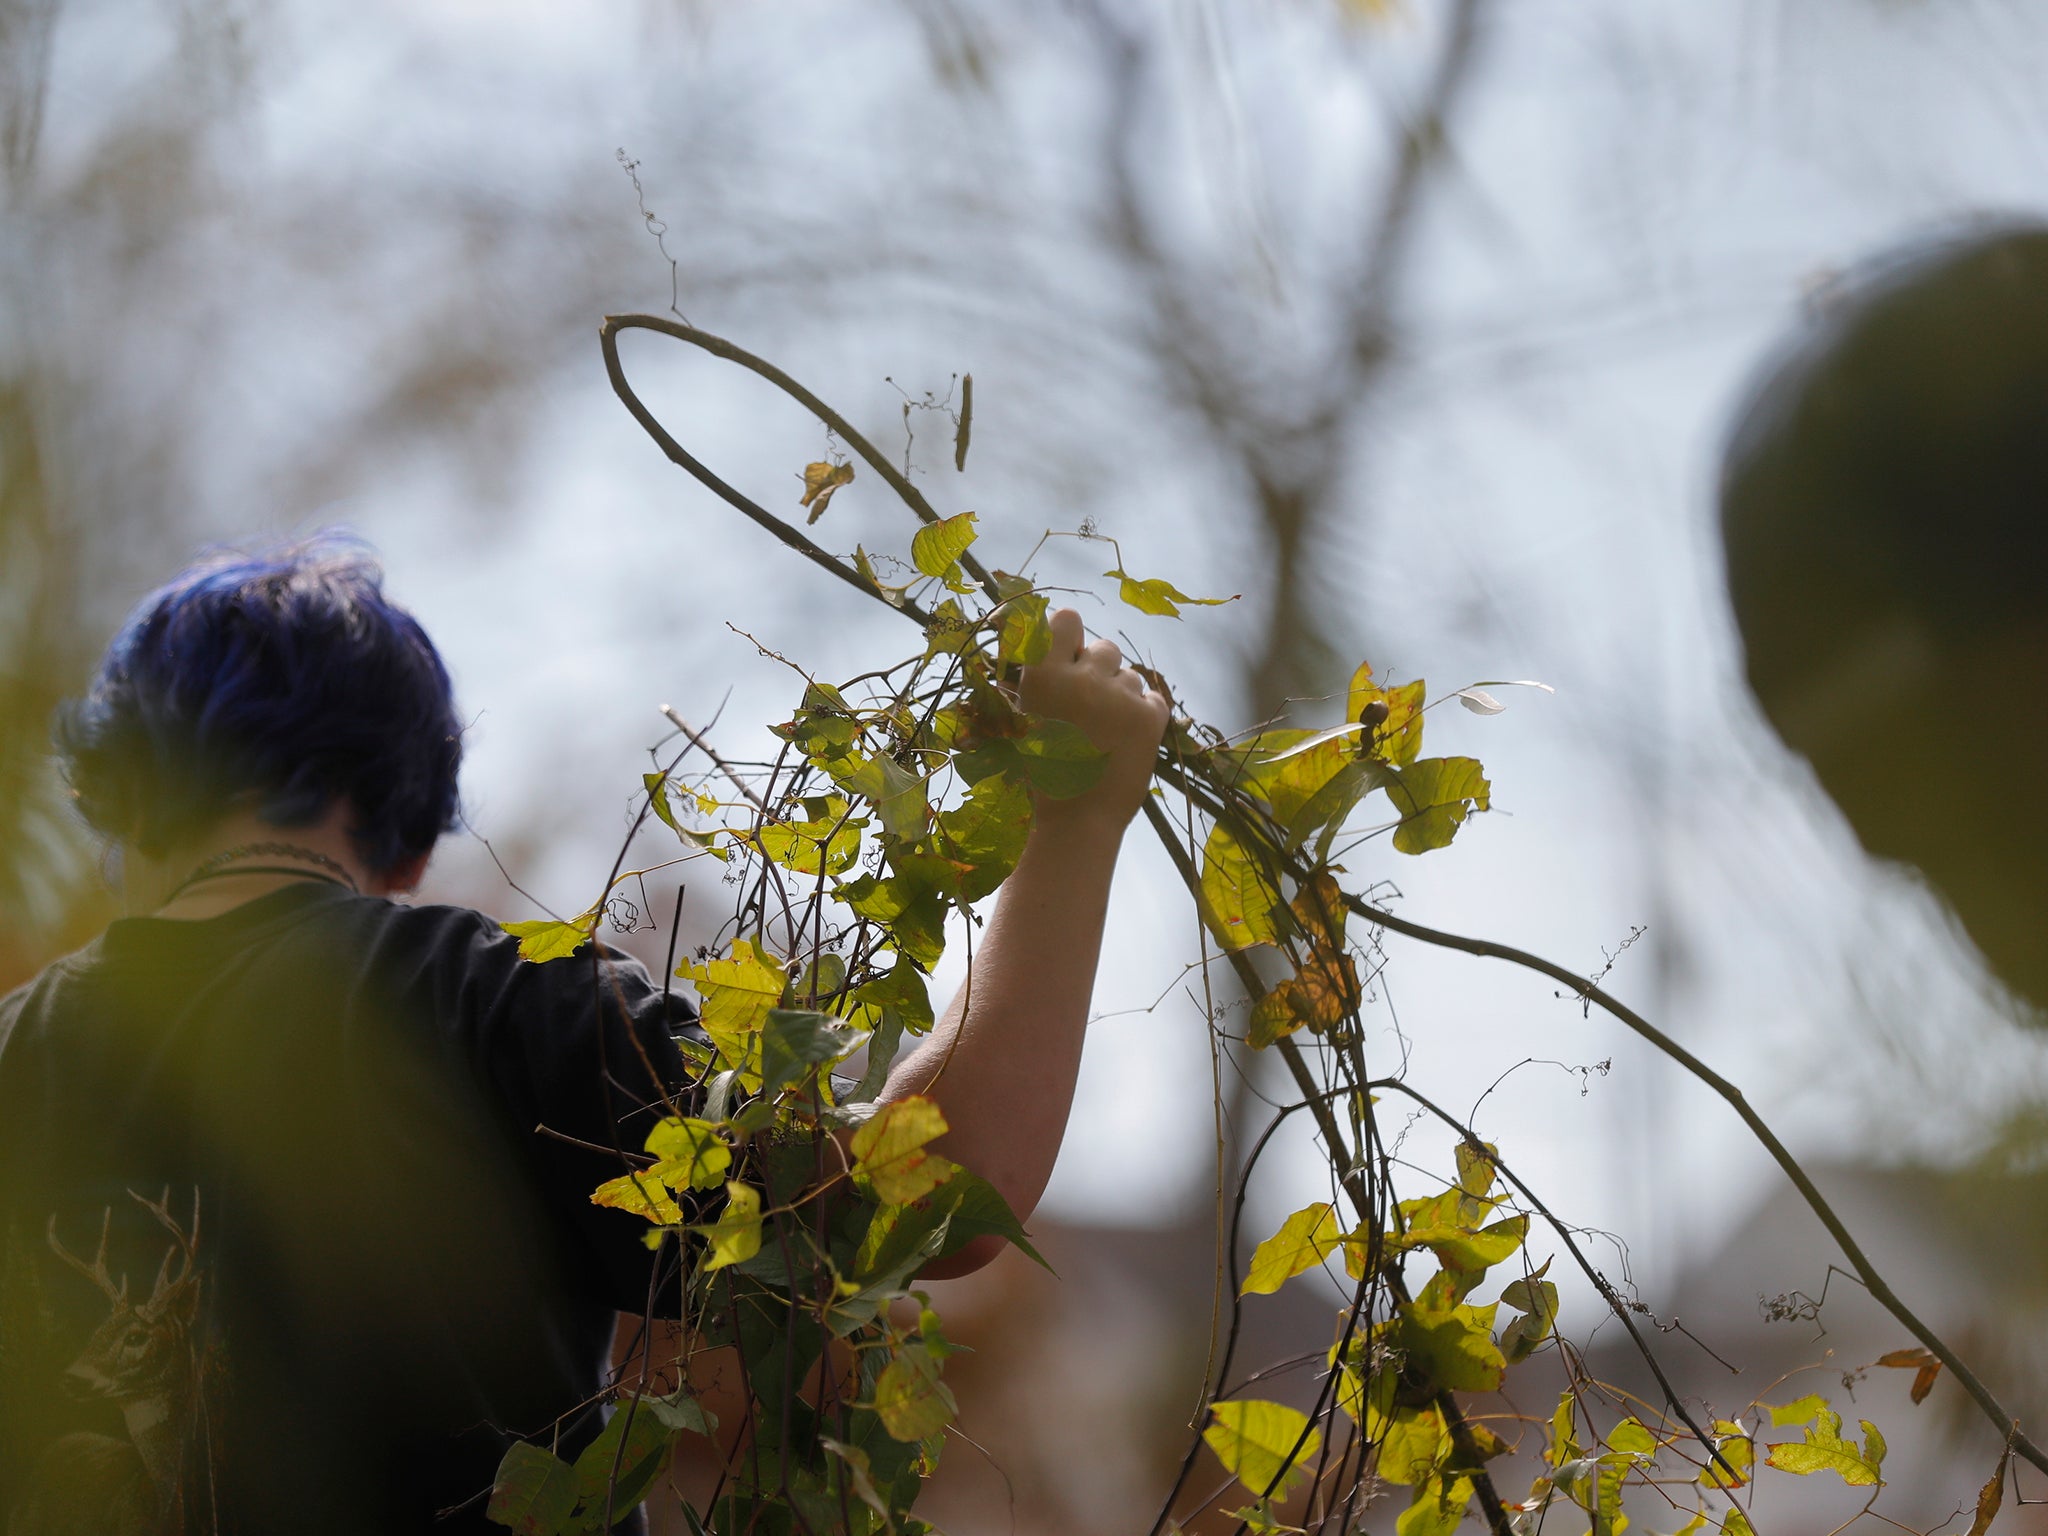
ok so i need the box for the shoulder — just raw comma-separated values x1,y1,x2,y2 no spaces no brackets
0,940,106,1043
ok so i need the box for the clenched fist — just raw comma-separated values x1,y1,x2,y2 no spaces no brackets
1017,608,1170,832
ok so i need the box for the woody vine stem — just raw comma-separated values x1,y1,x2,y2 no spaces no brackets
586,310,2034,1531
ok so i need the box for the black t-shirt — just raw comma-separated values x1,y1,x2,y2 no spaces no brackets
0,882,696,1535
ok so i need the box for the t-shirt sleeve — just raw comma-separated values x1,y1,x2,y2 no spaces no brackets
456,917,702,1315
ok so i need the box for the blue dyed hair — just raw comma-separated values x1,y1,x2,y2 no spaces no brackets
56,534,463,876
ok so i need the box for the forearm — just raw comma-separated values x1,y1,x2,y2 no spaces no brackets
879,807,1126,1264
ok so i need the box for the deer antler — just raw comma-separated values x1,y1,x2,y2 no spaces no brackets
131,1186,200,1301
47,1208,128,1306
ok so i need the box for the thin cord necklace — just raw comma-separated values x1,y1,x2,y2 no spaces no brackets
164,841,361,903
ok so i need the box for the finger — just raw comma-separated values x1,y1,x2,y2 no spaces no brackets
1047,607,1085,663
1083,637,1123,675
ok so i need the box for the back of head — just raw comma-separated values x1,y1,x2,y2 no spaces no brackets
56,534,463,878
1720,221,2048,1005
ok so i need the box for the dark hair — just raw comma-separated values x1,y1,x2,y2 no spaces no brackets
56,534,463,876
1720,220,2048,712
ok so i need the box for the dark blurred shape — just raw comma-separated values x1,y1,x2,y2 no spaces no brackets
1721,221,2048,1009
1,885,690,1535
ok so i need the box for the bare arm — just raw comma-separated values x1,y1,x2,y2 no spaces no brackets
881,608,1168,1277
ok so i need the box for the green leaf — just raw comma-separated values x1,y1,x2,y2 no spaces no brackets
1768,1394,1827,1427
761,1008,866,1095
1372,1403,1449,1485
1224,1500,1305,1536
1103,567,1235,618
1243,1203,1341,1295
840,866,950,973
1548,1391,1582,1467
954,716,1108,799
996,591,1053,665
922,597,978,658
829,753,930,843
851,1096,958,1205
847,1009,905,1106
874,1343,957,1441
818,1436,894,1526
1238,730,1360,837
1394,1301,1506,1393
911,511,979,585
567,1405,674,1532
1392,1212,1528,1273
503,912,598,963
1499,1270,1560,1363
645,1390,719,1439
1198,821,1284,951
1395,1474,1474,1536
678,938,785,1086
932,773,1034,902
1385,756,1492,855
926,1167,1049,1270
853,962,936,1033
694,1181,763,1271
1204,1399,1321,1499
1608,1417,1657,1457
486,1442,579,1536
774,682,861,765
754,796,867,876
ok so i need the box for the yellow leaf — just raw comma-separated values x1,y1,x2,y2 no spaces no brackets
1372,1401,1448,1484
1103,567,1236,618
591,1169,686,1224
1762,1402,1883,1486
911,510,979,583
1767,1394,1828,1427
1548,1391,1582,1467
996,591,1052,666
1608,1417,1658,1456
679,938,786,1085
1386,756,1491,855
1346,664,1425,765
694,1181,762,1271
643,1117,731,1190
1699,1420,1754,1490
874,1343,957,1441
752,796,866,877
1199,821,1284,951
850,1096,958,1204
1396,1474,1474,1536
799,459,853,523
1243,1203,1341,1295
1205,1399,1321,1499
502,912,598,962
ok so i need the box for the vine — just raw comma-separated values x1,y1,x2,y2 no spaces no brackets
476,315,2028,1536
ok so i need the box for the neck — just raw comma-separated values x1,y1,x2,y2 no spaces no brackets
126,804,409,919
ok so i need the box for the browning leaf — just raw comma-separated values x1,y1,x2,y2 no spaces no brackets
1968,1441,2011,1536
799,459,854,523
1875,1346,1943,1405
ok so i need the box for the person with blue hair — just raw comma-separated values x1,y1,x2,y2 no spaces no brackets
0,537,1168,1534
